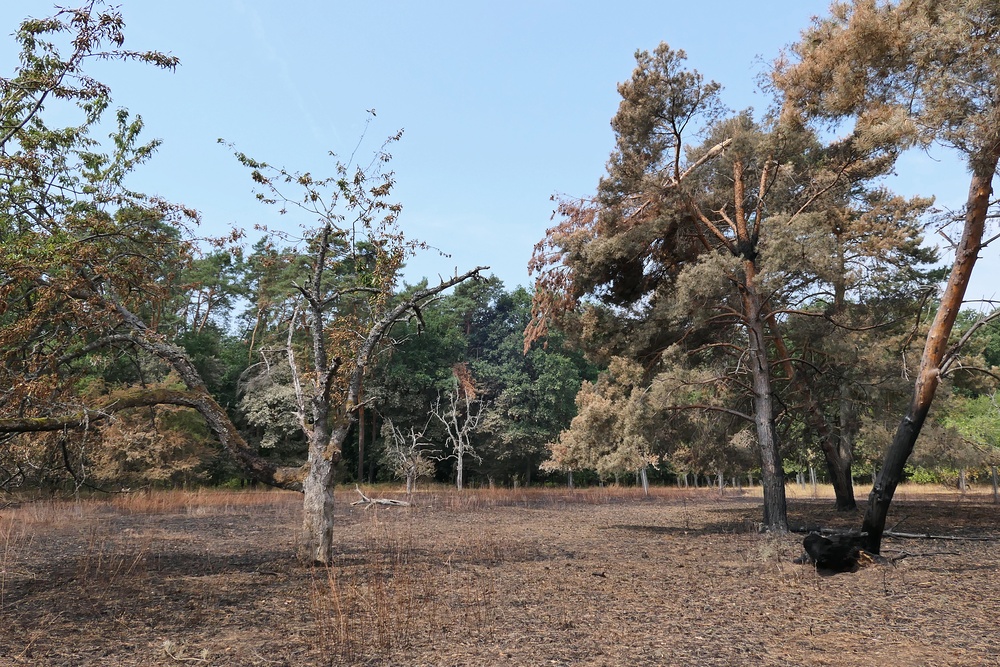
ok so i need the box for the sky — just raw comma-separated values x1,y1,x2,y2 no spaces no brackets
1,1,996,305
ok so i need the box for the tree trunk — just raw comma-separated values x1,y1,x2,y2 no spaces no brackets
357,403,365,483
745,286,788,531
368,424,377,482
959,468,967,493
809,465,817,497
765,314,857,511
991,466,998,504
640,466,650,496
862,153,997,554
822,445,856,510
568,470,574,490
456,448,464,490
299,422,344,564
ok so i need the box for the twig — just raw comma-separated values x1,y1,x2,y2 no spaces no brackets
162,642,209,663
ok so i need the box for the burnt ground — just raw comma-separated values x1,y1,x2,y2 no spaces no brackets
1,485,999,666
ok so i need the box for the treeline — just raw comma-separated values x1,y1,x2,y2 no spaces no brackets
0,249,604,491
4,231,997,495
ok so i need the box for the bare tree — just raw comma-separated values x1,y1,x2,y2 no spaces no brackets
380,416,436,494
431,366,485,490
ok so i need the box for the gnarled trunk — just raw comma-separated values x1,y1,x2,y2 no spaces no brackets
300,454,337,564
299,421,347,564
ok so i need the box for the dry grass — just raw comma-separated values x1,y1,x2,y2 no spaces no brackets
309,511,503,663
1,484,998,666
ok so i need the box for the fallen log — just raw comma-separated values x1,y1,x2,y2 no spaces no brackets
351,485,411,509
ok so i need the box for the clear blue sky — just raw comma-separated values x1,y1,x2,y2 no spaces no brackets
2,1,996,304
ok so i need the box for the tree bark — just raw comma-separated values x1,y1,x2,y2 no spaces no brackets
825,382,858,510
862,153,997,553
357,402,366,483
745,274,789,531
824,447,857,511
299,432,339,564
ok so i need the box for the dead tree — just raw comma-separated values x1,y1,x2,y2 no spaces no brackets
431,366,485,491
380,416,436,494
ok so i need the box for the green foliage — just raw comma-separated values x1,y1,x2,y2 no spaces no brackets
365,279,597,486
904,465,943,485
470,286,597,483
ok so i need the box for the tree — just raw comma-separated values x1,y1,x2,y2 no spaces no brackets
379,416,436,493
544,358,659,491
430,364,485,490
529,44,928,529
776,0,1000,552
224,137,486,561
365,279,471,481
0,5,484,564
466,283,595,486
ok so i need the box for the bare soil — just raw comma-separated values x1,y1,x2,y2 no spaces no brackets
1,485,999,666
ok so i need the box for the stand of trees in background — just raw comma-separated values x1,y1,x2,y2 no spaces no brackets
1,1,999,561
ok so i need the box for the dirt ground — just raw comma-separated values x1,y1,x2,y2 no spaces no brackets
1,485,999,666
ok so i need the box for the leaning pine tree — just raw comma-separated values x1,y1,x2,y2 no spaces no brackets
776,0,1000,553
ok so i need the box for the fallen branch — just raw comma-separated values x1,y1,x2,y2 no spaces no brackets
792,525,1000,542
883,530,1000,541
351,485,411,509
